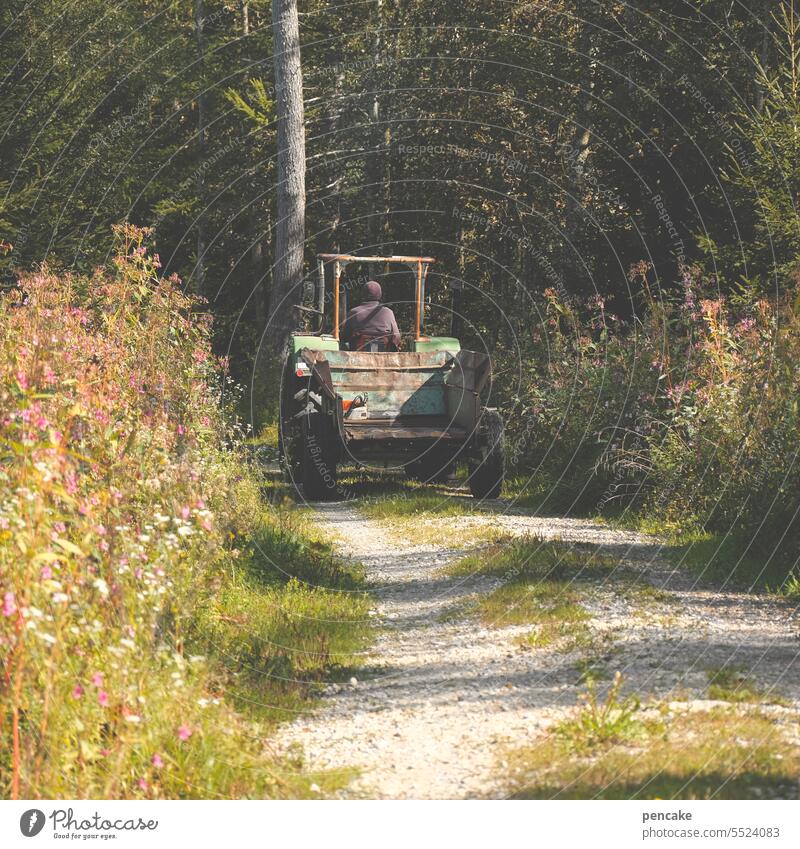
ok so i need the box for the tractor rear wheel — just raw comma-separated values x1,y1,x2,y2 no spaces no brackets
468,410,505,499
301,413,338,501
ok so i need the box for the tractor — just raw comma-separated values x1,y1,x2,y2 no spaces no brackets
278,253,505,501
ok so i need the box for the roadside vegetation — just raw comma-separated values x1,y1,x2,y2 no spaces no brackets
0,228,371,799
444,537,641,651
502,675,800,800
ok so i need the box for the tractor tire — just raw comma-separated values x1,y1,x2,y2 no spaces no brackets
301,412,338,501
278,354,301,484
468,410,505,500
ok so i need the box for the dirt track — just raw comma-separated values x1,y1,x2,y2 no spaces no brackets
279,502,800,799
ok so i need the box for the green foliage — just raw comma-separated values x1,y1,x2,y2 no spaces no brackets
0,229,371,798
506,707,800,800
555,672,644,753
706,667,786,706
507,266,800,583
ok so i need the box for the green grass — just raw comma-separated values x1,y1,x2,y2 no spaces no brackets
516,615,592,650
194,505,372,728
480,581,589,630
554,672,647,752
504,706,800,800
360,489,484,520
444,535,620,581
706,667,788,706
444,537,621,648
357,481,505,545
609,516,800,599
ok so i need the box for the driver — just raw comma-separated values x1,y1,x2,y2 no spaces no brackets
341,280,401,351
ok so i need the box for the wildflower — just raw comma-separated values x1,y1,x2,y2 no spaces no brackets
91,672,104,687
52,592,69,604
2,591,17,617
138,779,149,791
177,525,193,537
152,753,164,768
177,724,192,741
180,506,190,520
93,578,109,596
72,684,84,699
40,565,54,581
98,691,109,707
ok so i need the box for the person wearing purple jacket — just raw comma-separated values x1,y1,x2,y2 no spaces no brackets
340,280,402,351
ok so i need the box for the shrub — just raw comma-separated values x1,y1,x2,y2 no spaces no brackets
503,264,800,578
0,226,366,798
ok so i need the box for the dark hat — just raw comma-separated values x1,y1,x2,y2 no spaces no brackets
363,280,382,301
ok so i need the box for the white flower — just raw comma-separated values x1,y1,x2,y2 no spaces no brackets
40,633,56,645
51,593,69,604
177,525,193,538
93,578,109,596
120,638,135,649
124,714,141,724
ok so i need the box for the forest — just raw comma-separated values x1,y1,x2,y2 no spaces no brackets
2,0,800,802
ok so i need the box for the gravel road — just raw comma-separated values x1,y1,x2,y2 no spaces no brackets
278,502,800,799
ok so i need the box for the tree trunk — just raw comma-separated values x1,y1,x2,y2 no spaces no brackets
241,1,268,326
194,0,207,295
366,0,391,248
270,0,306,355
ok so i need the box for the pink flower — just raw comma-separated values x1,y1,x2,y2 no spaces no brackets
151,753,164,768
54,521,67,534
100,748,110,757
72,684,84,699
40,565,53,581
2,592,17,617
177,724,192,741
180,506,190,520
98,690,109,707
138,778,149,791
91,672,104,687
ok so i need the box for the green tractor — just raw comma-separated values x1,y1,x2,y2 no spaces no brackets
278,253,505,501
